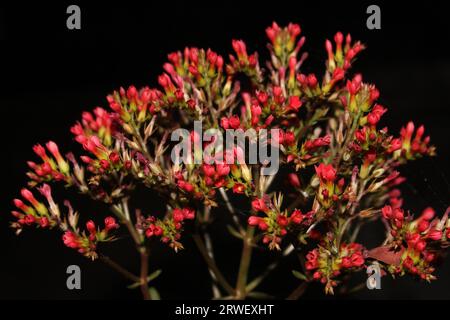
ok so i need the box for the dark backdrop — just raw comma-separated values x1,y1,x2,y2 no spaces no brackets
0,1,449,299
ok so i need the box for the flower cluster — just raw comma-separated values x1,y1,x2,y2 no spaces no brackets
138,208,195,252
27,142,71,186
375,206,450,281
306,242,365,294
6,21,448,299
11,184,118,259
248,195,314,250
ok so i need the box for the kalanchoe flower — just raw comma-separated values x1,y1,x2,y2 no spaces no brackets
372,205,450,281
138,207,195,252
6,21,447,299
62,216,119,260
11,184,117,260
27,142,72,186
306,242,366,294
248,195,313,250
395,122,436,160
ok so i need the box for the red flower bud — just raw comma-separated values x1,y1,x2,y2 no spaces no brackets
418,220,430,233
421,207,435,221
288,96,302,111
415,240,426,252
63,231,80,249
232,183,245,194
248,216,260,226
288,173,301,188
86,220,96,234
381,205,392,219
251,198,268,212
277,215,289,227
228,115,240,129
284,131,296,146
109,152,120,164
428,230,442,241
258,220,269,231
173,209,185,222
104,217,119,231
315,163,337,182
202,164,215,177
290,209,303,224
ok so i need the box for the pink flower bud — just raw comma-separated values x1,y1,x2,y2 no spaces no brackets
421,207,435,221
228,115,241,129
86,220,96,234
428,230,442,241
248,216,260,226
104,217,119,231
220,117,230,129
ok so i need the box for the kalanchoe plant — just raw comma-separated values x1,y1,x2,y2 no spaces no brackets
7,22,449,299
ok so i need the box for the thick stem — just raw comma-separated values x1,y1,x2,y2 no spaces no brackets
235,226,255,299
139,248,151,300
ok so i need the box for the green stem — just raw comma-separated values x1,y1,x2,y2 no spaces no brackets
286,282,309,300
111,199,150,300
235,226,255,299
99,254,140,283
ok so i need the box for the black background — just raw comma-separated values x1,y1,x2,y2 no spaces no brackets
0,1,449,299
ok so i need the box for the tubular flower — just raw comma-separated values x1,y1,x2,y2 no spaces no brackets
11,184,117,260
372,206,450,281
306,242,366,294
27,142,72,186
138,208,195,252
6,21,447,299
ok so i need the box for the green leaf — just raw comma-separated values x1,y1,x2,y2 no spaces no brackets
292,270,308,281
149,287,161,300
226,225,243,239
147,269,162,282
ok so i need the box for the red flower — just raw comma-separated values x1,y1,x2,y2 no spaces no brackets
63,231,80,249
283,131,296,146
341,257,352,268
86,220,96,234
288,173,301,188
428,230,442,241
288,96,302,111
104,217,119,231
290,209,303,224
381,205,392,219
220,117,229,129
251,198,268,212
418,220,430,233
305,249,319,270
182,208,195,220
350,253,364,267
248,216,260,226
202,164,215,177
173,209,185,222
315,163,337,182
228,115,241,129
421,207,435,221
277,215,289,227
232,183,246,194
